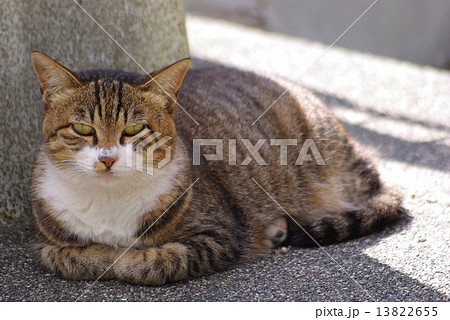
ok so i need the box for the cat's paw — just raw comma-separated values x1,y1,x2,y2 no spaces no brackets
264,217,288,248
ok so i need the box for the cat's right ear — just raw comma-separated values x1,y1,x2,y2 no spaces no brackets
31,52,81,105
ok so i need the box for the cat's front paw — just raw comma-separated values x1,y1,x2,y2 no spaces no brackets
39,244,116,280
39,245,59,273
264,217,288,248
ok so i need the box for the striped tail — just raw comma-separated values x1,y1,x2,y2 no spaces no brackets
285,187,407,247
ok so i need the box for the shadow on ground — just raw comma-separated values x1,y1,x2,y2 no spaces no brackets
309,89,450,173
0,217,447,301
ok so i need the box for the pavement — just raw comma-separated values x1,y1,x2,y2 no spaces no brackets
1,15,449,302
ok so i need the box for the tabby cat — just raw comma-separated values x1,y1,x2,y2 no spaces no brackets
30,52,404,285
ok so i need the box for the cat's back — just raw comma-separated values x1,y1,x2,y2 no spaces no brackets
177,66,297,127
176,66,345,153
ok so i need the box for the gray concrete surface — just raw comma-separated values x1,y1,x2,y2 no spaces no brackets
1,15,449,302
184,0,450,68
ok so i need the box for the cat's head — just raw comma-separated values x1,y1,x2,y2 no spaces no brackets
31,52,190,186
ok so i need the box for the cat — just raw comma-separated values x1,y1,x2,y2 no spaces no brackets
30,52,405,285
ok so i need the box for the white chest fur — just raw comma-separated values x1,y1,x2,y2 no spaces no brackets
37,154,180,248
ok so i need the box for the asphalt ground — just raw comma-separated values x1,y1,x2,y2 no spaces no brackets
1,15,449,302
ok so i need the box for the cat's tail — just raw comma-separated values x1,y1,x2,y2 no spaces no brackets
285,186,407,247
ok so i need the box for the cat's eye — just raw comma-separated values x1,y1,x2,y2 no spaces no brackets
123,124,145,136
72,123,95,136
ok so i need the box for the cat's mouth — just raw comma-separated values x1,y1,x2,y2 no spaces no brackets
96,171,117,181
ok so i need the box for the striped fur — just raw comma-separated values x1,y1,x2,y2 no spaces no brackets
30,52,405,286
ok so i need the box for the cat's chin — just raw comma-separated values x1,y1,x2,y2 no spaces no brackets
93,171,123,186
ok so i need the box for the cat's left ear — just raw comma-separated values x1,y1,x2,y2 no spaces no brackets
141,58,190,99
31,51,82,105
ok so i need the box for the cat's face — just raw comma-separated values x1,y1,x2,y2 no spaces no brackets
31,52,190,186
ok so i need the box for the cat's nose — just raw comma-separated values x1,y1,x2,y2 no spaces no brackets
99,157,116,169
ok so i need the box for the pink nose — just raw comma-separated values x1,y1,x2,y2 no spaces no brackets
100,157,116,168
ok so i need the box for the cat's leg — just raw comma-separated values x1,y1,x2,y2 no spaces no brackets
263,216,288,248
38,244,116,280
113,234,242,286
